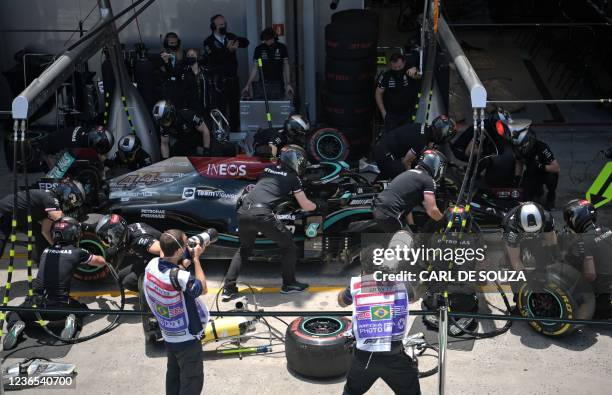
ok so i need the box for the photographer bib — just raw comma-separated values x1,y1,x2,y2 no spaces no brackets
350,275,409,353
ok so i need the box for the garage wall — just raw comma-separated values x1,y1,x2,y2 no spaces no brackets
0,0,363,122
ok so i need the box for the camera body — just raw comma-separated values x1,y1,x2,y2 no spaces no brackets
188,228,218,248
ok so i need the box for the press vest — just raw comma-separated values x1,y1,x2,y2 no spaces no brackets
350,275,409,352
143,258,209,344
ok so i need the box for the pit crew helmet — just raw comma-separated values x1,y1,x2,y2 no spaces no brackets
516,202,545,234
53,179,86,212
563,199,597,233
152,100,176,127
116,134,141,164
429,115,457,145
284,114,310,144
416,149,447,181
96,214,129,248
279,144,309,176
87,125,114,155
51,216,82,245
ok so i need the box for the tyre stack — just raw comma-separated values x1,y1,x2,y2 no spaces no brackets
323,9,379,161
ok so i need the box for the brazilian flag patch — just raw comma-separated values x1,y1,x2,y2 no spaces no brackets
156,305,170,318
370,305,391,321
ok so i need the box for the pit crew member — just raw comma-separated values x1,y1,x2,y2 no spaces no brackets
222,145,316,300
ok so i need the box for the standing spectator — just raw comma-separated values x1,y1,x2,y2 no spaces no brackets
143,230,208,395
203,14,249,131
160,32,185,107
181,48,209,115
242,27,293,100
375,53,420,132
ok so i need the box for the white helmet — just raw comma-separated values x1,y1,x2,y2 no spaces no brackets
518,202,544,234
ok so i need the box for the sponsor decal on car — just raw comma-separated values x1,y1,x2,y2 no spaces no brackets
349,199,373,206
205,163,247,177
114,172,186,188
110,190,154,199
182,187,196,200
141,209,166,219
183,186,238,200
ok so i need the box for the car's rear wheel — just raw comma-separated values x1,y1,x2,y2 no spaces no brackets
74,232,109,281
517,263,595,336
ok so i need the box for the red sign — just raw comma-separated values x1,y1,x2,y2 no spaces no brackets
189,156,274,180
273,23,285,37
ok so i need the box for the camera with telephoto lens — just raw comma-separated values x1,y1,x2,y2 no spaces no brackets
188,229,218,248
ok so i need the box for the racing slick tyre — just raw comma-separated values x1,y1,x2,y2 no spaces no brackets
74,231,109,281
325,58,376,94
322,91,374,127
331,9,379,30
307,128,350,163
325,23,378,60
285,316,352,379
516,263,596,336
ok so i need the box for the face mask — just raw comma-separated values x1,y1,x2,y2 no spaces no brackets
186,57,197,66
166,43,179,51
218,27,227,35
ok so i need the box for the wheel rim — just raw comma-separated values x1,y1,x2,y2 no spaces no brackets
301,317,343,336
316,134,344,161
526,290,563,326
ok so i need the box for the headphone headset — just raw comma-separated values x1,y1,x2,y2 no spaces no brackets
163,232,185,255
163,32,181,49
210,14,225,32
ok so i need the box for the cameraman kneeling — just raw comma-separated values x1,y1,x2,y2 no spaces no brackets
143,229,208,395
3,217,106,350
338,249,420,395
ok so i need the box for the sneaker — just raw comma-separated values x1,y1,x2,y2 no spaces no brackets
222,285,239,302
61,314,77,340
281,282,309,294
3,320,26,350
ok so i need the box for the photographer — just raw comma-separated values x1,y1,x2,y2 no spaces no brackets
337,248,419,395
3,217,107,350
222,145,316,300
95,214,161,292
143,229,208,395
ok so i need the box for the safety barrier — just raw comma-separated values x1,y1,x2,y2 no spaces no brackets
1,303,611,395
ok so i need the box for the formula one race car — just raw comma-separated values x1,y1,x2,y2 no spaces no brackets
74,156,381,279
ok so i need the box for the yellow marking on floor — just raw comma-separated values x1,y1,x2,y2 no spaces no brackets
68,286,348,298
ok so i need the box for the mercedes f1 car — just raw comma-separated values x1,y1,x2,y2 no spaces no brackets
104,156,380,265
